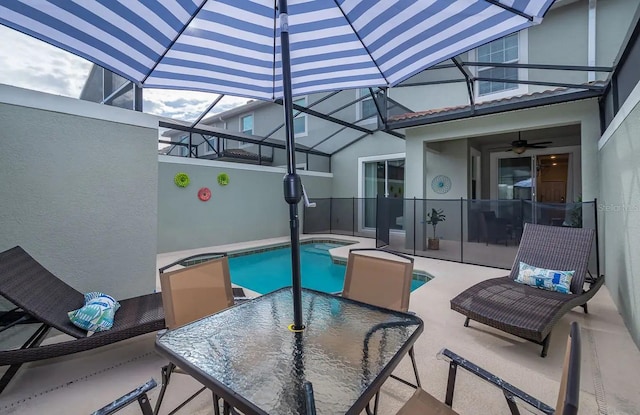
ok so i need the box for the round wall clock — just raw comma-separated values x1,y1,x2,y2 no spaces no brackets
431,175,452,194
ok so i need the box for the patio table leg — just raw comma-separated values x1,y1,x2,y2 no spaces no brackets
212,392,220,415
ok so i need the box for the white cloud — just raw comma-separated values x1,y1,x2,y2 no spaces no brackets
0,26,248,120
143,89,248,122
0,26,91,98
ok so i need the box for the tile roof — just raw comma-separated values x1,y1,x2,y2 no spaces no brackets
388,84,604,123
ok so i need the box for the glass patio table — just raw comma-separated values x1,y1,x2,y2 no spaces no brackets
155,287,424,415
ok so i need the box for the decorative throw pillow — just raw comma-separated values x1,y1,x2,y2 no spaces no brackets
515,262,575,294
68,292,121,336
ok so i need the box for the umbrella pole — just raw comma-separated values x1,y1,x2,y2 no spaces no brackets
279,0,304,331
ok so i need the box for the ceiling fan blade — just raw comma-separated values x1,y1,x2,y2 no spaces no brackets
528,145,548,149
529,141,553,146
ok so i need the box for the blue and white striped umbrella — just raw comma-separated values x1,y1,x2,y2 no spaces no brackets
0,0,554,101
0,0,555,331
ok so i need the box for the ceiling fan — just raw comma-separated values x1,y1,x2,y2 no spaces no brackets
503,132,552,154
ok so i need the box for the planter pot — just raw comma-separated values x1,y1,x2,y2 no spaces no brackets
428,238,440,250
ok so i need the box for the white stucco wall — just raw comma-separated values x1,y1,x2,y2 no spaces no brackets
0,85,159,299
598,81,640,349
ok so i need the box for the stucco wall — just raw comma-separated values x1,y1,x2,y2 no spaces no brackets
598,83,640,348
158,157,332,253
0,85,159,299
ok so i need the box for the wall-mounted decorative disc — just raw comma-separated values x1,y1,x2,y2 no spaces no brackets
174,172,190,188
198,187,211,201
431,175,452,194
217,172,230,186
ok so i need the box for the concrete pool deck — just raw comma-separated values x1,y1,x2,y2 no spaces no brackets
1,234,639,414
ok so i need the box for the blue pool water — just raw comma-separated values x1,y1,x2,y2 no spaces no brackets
228,243,427,295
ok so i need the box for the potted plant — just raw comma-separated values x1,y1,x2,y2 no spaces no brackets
426,208,446,250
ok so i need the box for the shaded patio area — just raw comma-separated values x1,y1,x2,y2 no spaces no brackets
1,235,638,415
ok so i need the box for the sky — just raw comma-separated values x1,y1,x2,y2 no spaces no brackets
0,26,248,122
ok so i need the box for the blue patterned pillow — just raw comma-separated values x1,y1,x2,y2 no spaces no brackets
515,262,575,294
68,292,121,335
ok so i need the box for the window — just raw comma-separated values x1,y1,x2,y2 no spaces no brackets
357,89,378,123
240,114,253,135
477,33,519,95
239,114,254,148
293,96,307,136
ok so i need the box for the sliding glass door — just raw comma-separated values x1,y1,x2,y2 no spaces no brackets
363,159,405,229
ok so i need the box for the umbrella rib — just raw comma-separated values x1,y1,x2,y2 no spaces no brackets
331,0,390,86
481,0,535,22
141,0,211,85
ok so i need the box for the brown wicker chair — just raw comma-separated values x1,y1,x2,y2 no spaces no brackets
450,224,603,357
0,246,165,395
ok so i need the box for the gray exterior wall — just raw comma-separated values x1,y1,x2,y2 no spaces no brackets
157,157,332,253
404,99,600,202
209,90,358,157
598,84,640,348
0,85,159,299
389,0,638,113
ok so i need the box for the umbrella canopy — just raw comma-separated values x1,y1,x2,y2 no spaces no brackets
0,0,556,330
0,0,553,100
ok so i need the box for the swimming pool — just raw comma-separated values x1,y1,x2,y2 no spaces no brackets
228,242,429,295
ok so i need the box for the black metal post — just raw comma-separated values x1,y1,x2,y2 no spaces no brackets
352,197,355,236
594,198,600,278
460,197,464,263
413,197,416,256
279,0,303,331
329,198,333,234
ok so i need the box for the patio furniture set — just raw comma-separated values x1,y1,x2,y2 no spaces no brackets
0,224,601,414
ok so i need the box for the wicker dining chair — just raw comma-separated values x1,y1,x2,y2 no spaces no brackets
341,248,420,414
396,321,582,415
155,253,236,415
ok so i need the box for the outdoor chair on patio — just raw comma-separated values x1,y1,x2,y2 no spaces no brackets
450,224,604,357
0,246,165,395
341,248,420,414
396,321,582,415
479,211,511,246
91,378,157,415
154,253,237,415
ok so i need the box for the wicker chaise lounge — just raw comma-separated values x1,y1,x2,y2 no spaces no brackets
450,223,604,357
0,246,165,394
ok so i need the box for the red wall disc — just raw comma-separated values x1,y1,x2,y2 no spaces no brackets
198,187,211,201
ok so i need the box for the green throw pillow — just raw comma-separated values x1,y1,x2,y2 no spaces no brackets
515,262,575,294
68,292,120,336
